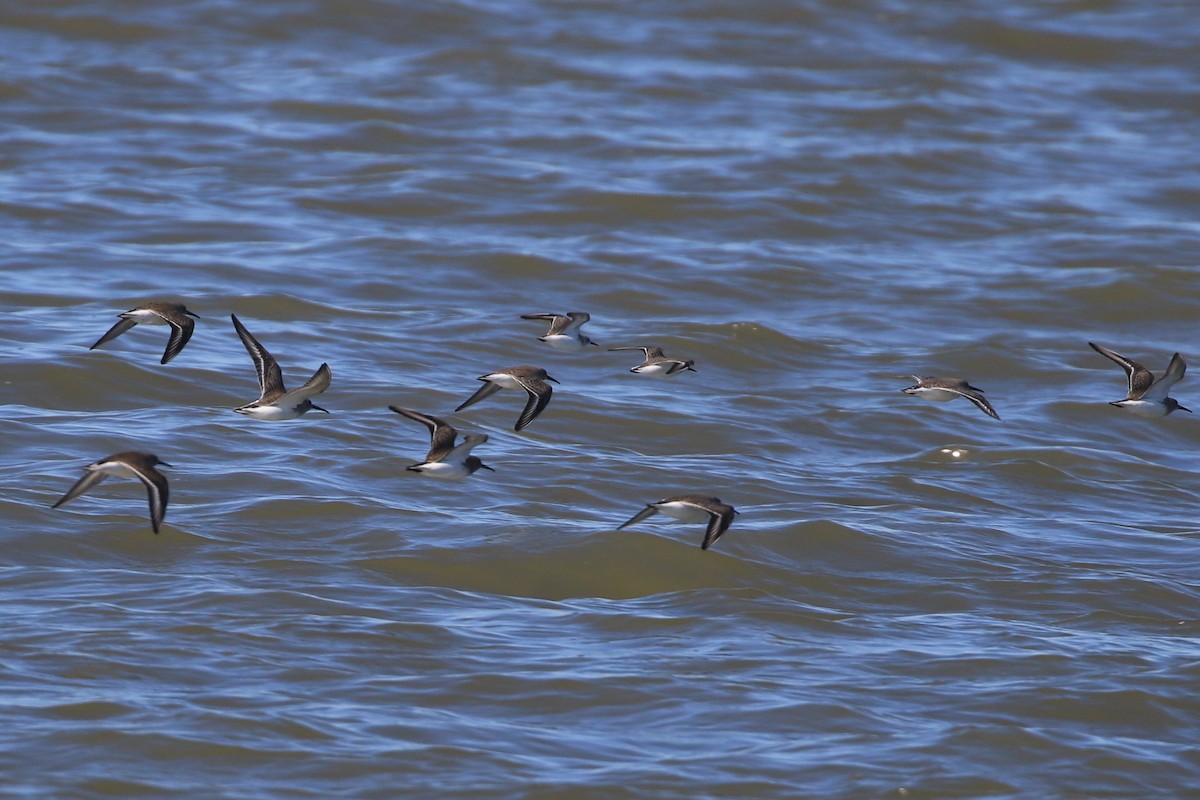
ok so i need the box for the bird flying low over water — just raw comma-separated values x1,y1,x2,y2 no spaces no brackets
901,376,1001,420
521,312,597,351
617,494,738,551
231,314,331,420
1088,342,1189,418
455,365,559,432
609,346,696,378
389,406,493,479
90,302,200,365
52,451,171,534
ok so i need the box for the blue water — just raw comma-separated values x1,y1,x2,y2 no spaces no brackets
2,1,1199,797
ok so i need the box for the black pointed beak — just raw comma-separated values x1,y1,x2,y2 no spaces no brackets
546,376,561,384
1180,405,1192,413
158,461,174,468
311,404,330,413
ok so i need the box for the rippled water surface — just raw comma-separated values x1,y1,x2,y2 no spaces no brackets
3,1,1199,797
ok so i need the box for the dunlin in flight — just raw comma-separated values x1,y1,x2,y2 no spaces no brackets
455,365,558,432
231,314,331,420
389,406,493,479
901,376,1001,420
52,451,171,534
609,346,696,378
90,302,200,365
1089,342,1189,417
617,494,738,551
521,312,597,351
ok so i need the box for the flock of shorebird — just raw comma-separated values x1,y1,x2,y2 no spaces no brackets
52,301,1190,550
53,303,737,550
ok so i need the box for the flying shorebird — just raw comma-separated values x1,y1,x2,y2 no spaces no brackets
609,346,696,377
89,302,200,365
901,376,1001,420
388,406,493,479
520,312,597,351
455,365,559,432
617,494,738,551
52,451,171,534
1088,342,1189,418
231,314,331,420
